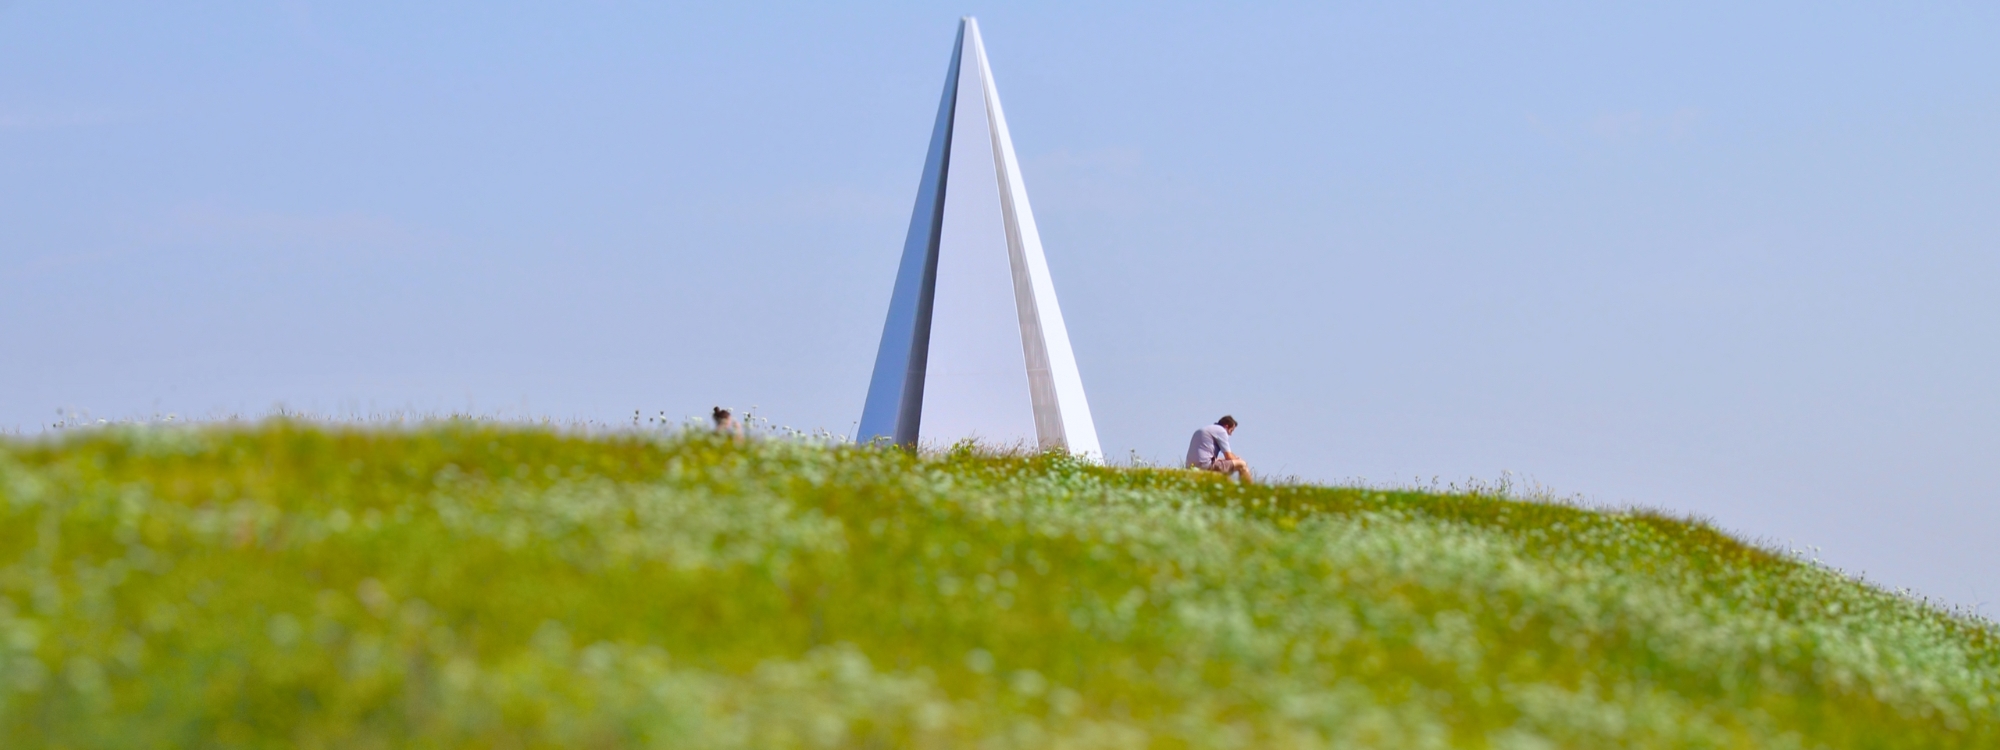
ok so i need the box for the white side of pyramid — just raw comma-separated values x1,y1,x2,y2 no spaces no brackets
858,17,1101,458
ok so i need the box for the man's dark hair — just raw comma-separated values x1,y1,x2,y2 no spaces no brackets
1216,415,1237,428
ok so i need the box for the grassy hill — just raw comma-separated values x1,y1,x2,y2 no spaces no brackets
2,422,1995,748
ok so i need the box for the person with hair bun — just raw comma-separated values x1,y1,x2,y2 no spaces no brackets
712,407,743,440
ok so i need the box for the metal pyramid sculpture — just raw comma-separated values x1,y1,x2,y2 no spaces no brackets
858,17,1101,458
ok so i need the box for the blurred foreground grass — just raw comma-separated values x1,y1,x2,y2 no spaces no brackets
1,421,1996,748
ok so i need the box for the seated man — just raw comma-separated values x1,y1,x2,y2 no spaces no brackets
1186,415,1251,483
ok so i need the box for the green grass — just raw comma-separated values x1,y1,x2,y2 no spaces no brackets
2,421,1996,748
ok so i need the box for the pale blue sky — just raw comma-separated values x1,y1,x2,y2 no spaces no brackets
3,2,1996,609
